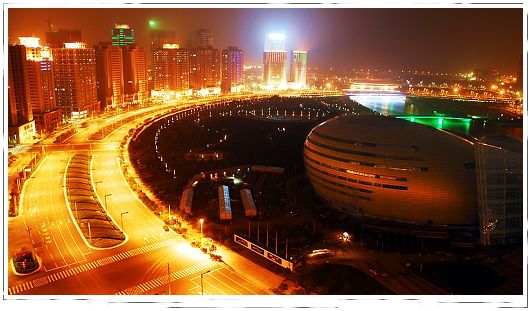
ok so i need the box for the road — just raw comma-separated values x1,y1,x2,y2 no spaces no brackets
8,93,297,296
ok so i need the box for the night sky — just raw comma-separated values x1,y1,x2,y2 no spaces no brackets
7,7,523,73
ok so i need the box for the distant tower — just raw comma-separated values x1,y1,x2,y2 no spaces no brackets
186,29,213,49
111,24,134,47
52,42,99,119
263,33,287,87
290,50,308,88
221,46,243,93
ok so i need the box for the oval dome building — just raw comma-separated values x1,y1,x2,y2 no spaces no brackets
304,115,478,228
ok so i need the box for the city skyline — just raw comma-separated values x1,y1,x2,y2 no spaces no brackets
3,2,525,309
8,7,523,73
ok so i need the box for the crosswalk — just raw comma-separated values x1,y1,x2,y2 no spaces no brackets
8,239,171,295
115,261,220,295
7,281,34,295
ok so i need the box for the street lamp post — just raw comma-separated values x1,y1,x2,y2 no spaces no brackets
200,270,211,295
167,263,171,295
95,181,102,192
26,226,35,261
104,193,112,212
83,221,92,244
120,211,129,231
74,201,79,220
199,218,204,238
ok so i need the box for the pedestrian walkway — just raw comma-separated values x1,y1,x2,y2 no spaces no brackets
8,239,171,295
115,260,220,295
219,244,308,295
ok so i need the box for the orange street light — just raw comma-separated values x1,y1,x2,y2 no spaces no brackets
199,218,204,237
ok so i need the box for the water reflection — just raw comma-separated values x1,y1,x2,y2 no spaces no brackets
349,95,522,138
349,94,407,116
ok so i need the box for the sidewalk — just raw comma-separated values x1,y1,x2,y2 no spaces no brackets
219,243,309,295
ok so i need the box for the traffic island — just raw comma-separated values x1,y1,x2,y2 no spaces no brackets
65,153,126,249
10,249,42,276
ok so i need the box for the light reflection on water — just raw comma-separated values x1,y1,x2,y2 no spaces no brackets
349,94,407,116
350,95,471,136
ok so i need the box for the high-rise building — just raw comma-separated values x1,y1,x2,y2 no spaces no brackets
221,46,243,93
94,42,124,109
8,37,62,133
190,48,221,90
122,44,149,102
475,136,523,246
52,43,99,119
111,24,135,47
186,29,213,49
8,67,18,128
148,30,177,91
149,29,176,58
263,33,287,87
45,29,82,48
290,50,308,88
9,44,34,124
153,46,190,91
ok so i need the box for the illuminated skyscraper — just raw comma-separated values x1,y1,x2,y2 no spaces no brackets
289,50,308,88
122,44,149,102
153,46,190,91
221,46,243,93
9,37,62,133
263,33,287,87
52,43,99,119
9,43,34,124
190,48,221,90
111,24,135,47
148,29,176,91
95,42,124,109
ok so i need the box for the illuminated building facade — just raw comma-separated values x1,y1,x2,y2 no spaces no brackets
289,50,307,88
8,68,18,127
263,33,287,87
8,37,62,133
304,115,478,232
149,29,176,57
148,29,176,90
190,48,221,90
122,44,149,102
45,29,82,48
153,47,190,91
221,46,243,93
52,43,99,119
95,42,124,109
186,28,213,49
111,24,134,47
7,59,36,145
475,135,523,246
9,44,35,124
